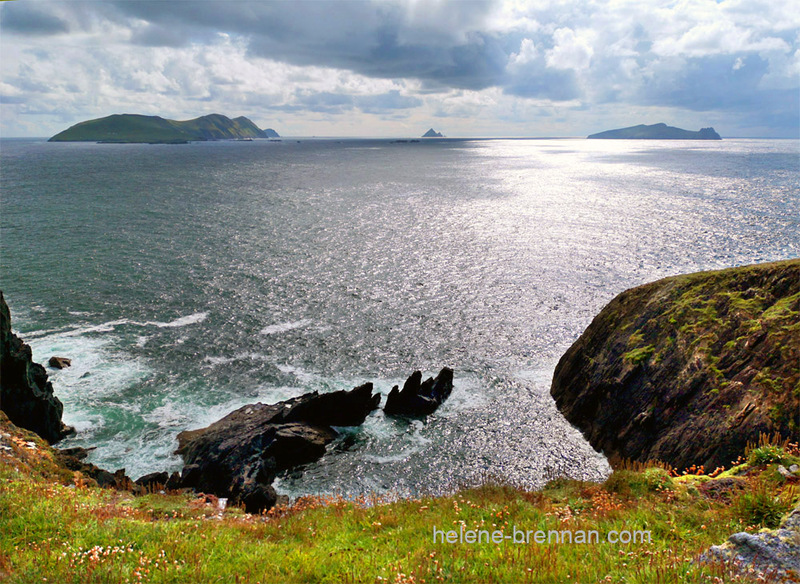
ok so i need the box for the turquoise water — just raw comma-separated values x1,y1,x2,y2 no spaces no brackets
1,137,798,497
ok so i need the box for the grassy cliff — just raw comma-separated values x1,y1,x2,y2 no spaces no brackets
1,411,798,583
551,259,800,470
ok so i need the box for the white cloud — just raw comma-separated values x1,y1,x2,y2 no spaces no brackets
508,38,538,69
546,28,593,70
0,0,797,137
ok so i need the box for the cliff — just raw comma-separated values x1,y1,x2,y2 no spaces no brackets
0,291,74,443
49,113,275,143
550,259,800,470
588,123,721,140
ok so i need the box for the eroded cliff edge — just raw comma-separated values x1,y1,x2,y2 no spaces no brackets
0,291,74,444
551,259,800,471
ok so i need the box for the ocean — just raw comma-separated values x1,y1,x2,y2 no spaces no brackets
1,137,798,498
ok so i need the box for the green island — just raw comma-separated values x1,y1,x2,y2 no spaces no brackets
2,259,799,583
48,114,280,144
587,123,722,140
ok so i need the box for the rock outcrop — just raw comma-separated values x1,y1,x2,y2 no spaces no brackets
422,128,444,138
384,368,454,417
174,383,381,513
699,502,800,582
0,291,74,444
550,259,800,471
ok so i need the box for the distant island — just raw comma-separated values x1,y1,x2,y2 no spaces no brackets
49,113,280,144
588,123,721,140
422,128,444,138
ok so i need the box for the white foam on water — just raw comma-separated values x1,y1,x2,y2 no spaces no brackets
202,352,271,367
32,311,209,339
26,329,151,432
260,319,312,335
143,402,187,429
150,312,208,328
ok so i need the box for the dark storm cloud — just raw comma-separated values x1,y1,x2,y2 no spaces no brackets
109,0,509,91
0,3,69,35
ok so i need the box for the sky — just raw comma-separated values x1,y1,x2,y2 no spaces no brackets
1,0,798,138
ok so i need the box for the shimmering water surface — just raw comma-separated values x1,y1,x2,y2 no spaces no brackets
1,137,798,497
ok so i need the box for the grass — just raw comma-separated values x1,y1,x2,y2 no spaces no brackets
2,417,798,583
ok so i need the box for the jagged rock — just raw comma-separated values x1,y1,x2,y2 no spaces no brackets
175,383,381,513
54,448,141,493
0,291,74,444
698,503,800,582
48,356,72,369
550,260,800,470
135,471,169,490
384,368,454,417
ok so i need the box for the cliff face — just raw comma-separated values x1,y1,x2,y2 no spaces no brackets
0,291,73,444
551,260,800,470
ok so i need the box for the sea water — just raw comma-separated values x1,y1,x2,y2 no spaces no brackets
1,137,798,498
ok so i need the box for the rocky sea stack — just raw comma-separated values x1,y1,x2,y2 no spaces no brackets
551,259,800,471
175,384,381,513
0,291,74,444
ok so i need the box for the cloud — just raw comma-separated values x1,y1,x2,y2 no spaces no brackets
0,0,798,137
0,3,69,35
546,28,593,70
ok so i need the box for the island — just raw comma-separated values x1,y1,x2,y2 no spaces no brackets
48,113,280,144
587,123,721,140
422,128,444,138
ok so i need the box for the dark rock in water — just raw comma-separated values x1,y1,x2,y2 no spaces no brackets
48,356,72,369
0,291,74,444
384,368,454,417
282,383,381,427
175,383,381,513
422,128,444,138
135,471,170,490
698,502,800,582
57,446,94,460
550,259,800,471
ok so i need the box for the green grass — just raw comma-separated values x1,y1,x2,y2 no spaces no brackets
2,419,797,583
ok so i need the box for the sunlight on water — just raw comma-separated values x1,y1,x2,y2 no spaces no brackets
1,137,798,493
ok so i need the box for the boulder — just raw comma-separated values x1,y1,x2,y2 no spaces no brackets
0,291,74,444
135,471,170,490
699,503,800,582
384,368,454,417
48,356,72,369
174,383,381,513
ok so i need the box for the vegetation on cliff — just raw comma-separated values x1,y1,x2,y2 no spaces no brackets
2,411,798,583
48,114,278,143
551,259,800,470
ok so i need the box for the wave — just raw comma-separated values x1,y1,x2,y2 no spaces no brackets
260,319,312,335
